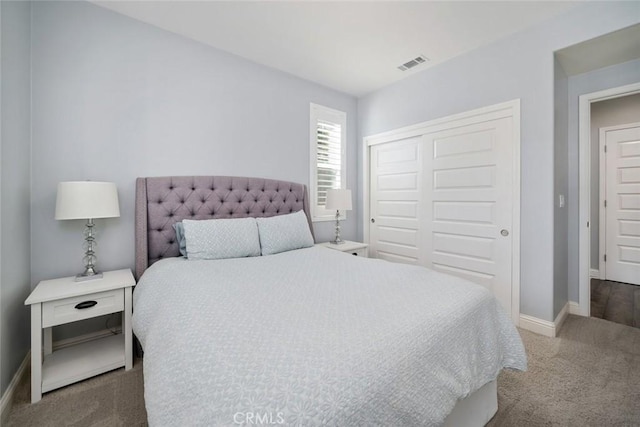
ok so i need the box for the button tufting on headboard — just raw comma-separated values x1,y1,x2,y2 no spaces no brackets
135,176,314,279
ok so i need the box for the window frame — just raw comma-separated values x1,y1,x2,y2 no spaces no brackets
309,103,347,222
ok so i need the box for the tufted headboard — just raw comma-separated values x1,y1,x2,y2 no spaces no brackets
135,176,314,279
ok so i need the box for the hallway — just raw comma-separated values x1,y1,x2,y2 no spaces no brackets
591,279,640,328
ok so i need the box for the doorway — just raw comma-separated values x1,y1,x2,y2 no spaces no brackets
579,88,640,326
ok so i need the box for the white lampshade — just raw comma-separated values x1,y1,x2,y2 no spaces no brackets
325,188,352,211
55,181,120,220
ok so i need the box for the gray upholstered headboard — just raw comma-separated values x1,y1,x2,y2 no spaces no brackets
135,176,314,279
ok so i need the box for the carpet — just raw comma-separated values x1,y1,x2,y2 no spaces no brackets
488,315,640,426
7,359,147,426
7,315,640,426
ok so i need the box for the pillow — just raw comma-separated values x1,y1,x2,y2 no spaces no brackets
172,222,187,257
256,210,314,255
182,217,261,260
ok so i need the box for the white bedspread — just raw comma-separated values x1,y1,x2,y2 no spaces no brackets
133,246,526,426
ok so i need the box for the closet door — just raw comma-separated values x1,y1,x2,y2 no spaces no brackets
369,136,424,265
422,116,513,313
367,102,518,319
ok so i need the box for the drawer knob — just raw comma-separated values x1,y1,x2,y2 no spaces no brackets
74,300,98,310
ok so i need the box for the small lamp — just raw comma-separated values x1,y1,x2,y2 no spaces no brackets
325,188,352,245
55,181,120,281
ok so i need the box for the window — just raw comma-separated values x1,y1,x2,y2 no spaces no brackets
309,103,347,221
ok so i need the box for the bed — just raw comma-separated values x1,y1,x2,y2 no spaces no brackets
133,176,526,426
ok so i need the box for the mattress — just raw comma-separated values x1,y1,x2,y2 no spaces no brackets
133,246,526,426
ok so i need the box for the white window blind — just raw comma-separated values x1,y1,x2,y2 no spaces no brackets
310,104,346,221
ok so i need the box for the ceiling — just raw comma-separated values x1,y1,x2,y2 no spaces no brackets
556,23,640,76
93,1,582,96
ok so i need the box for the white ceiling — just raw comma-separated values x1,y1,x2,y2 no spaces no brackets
93,1,581,96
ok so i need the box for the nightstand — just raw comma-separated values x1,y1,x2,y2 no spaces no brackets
24,269,135,403
317,240,369,257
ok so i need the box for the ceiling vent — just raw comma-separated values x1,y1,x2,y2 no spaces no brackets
397,55,429,71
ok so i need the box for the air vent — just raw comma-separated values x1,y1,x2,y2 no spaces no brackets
397,55,429,71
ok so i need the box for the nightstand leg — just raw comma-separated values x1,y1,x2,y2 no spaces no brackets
43,328,52,355
124,287,132,370
31,303,42,403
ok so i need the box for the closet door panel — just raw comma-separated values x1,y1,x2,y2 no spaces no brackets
369,137,423,265
423,117,513,313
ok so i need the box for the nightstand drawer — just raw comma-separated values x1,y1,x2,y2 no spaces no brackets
317,241,369,258
348,248,368,257
42,289,124,328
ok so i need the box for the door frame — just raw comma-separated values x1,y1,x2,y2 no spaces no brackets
362,99,521,324
598,122,640,281
578,82,640,317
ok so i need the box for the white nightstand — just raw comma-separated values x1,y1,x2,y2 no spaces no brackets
24,269,135,403
317,240,369,257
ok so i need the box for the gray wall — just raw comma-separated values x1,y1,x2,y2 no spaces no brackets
590,94,640,271
358,2,639,321
31,1,358,339
1,1,31,397
567,58,640,302
554,57,569,318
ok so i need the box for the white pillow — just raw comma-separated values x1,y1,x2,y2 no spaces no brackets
183,217,261,260
256,210,314,255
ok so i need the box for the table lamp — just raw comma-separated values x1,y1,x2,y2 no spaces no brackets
55,181,120,281
325,188,352,245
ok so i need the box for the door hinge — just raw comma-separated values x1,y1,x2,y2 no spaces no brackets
604,145,607,153
604,200,607,208
604,254,607,262
587,221,590,227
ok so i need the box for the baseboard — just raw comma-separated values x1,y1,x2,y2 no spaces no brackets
0,351,30,425
554,302,570,335
590,268,600,279
569,301,584,316
519,315,555,337
519,302,569,337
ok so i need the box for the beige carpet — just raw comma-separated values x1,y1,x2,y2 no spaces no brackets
7,360,147,427
488,315,640,426
7,315,640,426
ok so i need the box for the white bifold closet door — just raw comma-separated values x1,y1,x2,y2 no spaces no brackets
369,111,514,316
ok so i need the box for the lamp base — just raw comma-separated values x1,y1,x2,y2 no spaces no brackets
330,210,346,245
74,272,103,282
76,218,103,282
